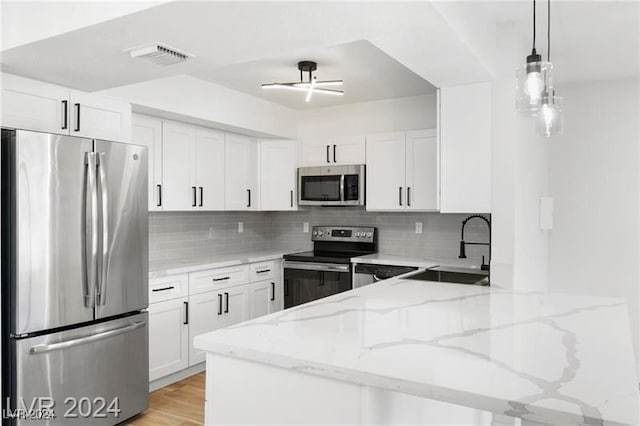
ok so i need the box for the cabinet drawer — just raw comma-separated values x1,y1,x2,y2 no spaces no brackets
250,261,277,282
149,274,189,303
189,265,249,295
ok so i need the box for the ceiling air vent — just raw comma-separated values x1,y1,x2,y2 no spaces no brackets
126,43,194,66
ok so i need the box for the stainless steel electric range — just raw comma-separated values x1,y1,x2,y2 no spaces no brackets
283,226,377,308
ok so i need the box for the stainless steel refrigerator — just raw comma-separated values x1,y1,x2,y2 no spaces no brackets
1,129,149,425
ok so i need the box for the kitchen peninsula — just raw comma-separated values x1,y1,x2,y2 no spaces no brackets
194,277,640,426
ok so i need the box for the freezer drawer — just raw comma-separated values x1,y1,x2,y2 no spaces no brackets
10,313,148,425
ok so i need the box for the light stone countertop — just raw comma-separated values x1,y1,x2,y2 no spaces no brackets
194,276,640,426
148,249,300,278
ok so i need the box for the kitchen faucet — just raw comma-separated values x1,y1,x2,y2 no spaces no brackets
458,215,491,279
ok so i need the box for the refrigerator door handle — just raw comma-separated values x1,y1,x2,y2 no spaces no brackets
84,152,98,308
29,321,146,355
97,152,109,305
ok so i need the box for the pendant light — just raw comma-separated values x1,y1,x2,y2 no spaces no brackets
516,0,553,113
535,0,563,137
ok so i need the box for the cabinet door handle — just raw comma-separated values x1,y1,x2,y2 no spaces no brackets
247,189,251,208
326,145,330,163
399,187,403,206
61,100,68,130
218,294,223,315
152,286,174,292
224,292,229,313
290,190,294,208
270,282,275,301
199,187,203,207
156,184,162,207
74,103,81,132
407,187,411,207
192,186,197,207
333,144,337,163
183,301,189,325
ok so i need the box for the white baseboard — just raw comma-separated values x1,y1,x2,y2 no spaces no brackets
149,363,205,392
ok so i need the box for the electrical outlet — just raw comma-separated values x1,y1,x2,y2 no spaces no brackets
415,222,423,234
303,222,309,233
238,222,244,233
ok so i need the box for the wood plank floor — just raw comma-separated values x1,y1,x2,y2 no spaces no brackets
126,373,205,426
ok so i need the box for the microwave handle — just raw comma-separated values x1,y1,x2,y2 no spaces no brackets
340,174,345,202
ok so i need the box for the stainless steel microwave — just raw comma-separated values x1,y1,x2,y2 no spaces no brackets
298,164,365,206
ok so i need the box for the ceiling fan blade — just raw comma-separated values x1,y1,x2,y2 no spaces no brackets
293,80,343,88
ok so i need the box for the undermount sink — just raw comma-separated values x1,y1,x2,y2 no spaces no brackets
408,267,489,286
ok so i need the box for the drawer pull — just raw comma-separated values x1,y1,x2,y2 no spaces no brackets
152,286,175,292
213,276,230,282
256,269,271,274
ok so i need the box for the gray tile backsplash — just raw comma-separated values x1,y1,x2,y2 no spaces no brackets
149,211,271,261
268,209,491,267
149,209,491,268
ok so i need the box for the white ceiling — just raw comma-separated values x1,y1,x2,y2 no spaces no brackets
0,1,637,110
192,40,437,109
0,1,492,100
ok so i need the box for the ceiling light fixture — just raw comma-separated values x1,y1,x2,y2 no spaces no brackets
261,61,343,101
535,0,563,137
515,0,552,113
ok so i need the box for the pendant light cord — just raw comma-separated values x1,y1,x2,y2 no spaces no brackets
532,0,536,51
547,0,551,61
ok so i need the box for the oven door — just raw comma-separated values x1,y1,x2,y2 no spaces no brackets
283,262,352,308
297,165,365,206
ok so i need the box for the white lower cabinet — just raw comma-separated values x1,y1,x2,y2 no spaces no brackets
250,280,284,318
188,291,227,366
149,260,284,383
148,298,189,381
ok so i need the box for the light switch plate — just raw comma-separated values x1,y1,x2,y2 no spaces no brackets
415,222,423,234
238,222,244,233
539,197,554,230
303,222,309,233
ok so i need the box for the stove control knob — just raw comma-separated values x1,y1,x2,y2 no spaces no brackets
318,231,324,237
355,232,361,237
366,231,373,237
313,231,318,236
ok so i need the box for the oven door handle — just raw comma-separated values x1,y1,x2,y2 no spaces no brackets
283,261,350,273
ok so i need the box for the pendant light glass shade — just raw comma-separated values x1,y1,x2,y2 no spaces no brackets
535,89,563,137
515,59,553,113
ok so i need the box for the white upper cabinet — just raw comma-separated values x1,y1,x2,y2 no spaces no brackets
225,134,259,210
299,136,365,166
260,139,297,211
162,120,196,211
366,132,406,211
366,129,439,212
69,90,131,142
1,73,131,142
1,73,68,134
132,114,163,211
439,82,492,213
194,127,225,210
405,129,439,211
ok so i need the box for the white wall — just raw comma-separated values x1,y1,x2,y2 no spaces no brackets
297,94,437,139
491,22,550,291
97,75,298,139
548,77,640,369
